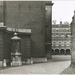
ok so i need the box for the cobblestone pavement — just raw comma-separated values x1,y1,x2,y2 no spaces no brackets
0,55,71,74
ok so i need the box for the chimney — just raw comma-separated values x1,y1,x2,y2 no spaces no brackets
74,10,75,20
60,21,62,25
74,10,75,15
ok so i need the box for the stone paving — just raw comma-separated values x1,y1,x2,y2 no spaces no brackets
0,55,71,74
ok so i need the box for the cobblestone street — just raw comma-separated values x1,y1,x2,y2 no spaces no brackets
0,55,71,74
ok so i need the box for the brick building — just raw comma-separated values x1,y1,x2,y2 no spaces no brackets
70,11,75,67
0,1,53,66
52,21,71,55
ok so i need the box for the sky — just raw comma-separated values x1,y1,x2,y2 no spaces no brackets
52,0,75,24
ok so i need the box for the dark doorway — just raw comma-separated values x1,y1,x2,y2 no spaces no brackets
55,49,59,55
60,49,64,55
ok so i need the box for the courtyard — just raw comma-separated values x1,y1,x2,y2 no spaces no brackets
0,55,71,74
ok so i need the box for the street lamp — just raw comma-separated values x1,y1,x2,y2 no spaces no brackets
10,32,22,66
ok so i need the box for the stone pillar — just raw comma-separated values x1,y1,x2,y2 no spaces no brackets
45,2,53,59
0,23,7,67
70,11,75,67
64,49,66,55
54,49,55,55
59,50,60,55
70,49,71,54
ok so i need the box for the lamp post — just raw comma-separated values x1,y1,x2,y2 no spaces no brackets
10,32,22,66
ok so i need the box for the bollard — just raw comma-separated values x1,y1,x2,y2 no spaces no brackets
44,57,47,62
3,59,7,68
31,58,33,64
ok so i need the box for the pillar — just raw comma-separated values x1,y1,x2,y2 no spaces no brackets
54,49,55,55
70,49,71,54
0,23,7,67
59,50,60,55
45,1,53,59
64,49,66,55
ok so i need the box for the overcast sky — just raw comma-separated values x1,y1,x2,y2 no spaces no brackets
52,1,75,24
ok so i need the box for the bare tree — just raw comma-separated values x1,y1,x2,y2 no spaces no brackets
52,20,57,25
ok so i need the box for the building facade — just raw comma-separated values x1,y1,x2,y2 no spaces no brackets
0,1,53,66
70,11,75,67
52,21,71,55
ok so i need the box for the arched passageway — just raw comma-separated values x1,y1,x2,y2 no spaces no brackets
55,49,59,55
66,49,70,55
60,49,64,55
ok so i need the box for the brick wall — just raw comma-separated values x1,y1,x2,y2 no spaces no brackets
0,1,3,22
4,1,46,58
4,32,12,60
0,27,7,61
0,31,4,60
21,35,31,59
